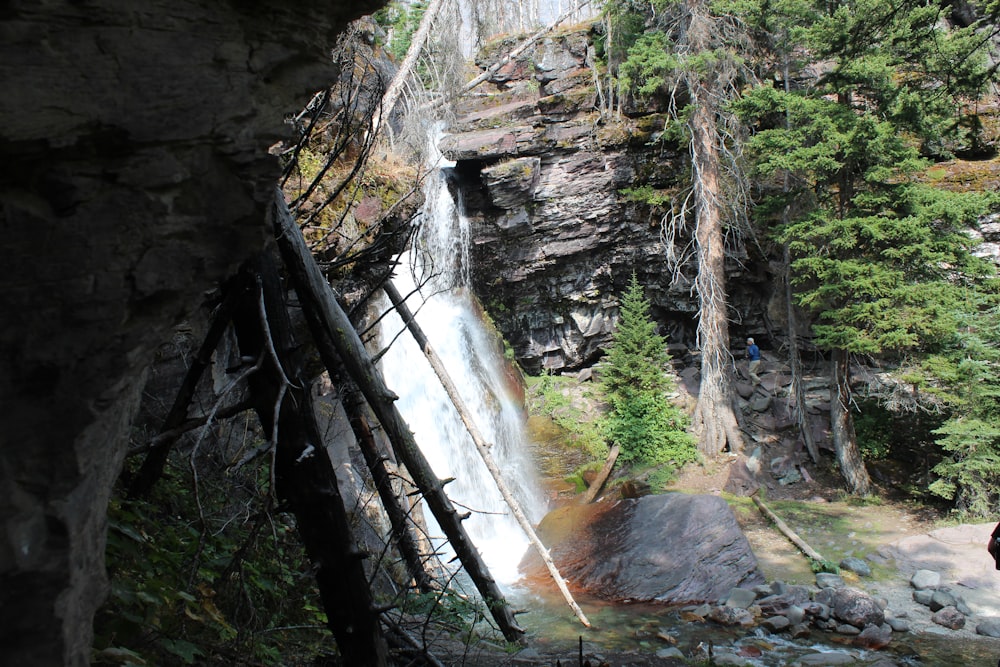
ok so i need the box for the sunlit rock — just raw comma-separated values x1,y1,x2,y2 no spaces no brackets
520,493,764,604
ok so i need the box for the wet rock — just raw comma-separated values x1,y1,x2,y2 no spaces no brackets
522,493,764,604
753,584,774,598
797,650,858,664
816,587,885,629
803,601,832,621
839,557,872,577
724,587,758,609
685,603,712,619
656,647,685,659
815,572,845,589
835,623,861,635
786,605,807,625
762,615,791,633
790,623,812,639
910,569,940,590
931,606,966,630
708,606,756,627
886,616,911,632
976,619,1000,637
856,623,893,649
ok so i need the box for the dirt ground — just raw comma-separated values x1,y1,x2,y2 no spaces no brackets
665,454,1000,641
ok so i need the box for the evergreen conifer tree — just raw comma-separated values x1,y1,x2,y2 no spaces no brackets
733,0,997,495
601,274,696,466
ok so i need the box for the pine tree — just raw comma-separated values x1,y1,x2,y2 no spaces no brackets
733,0,997,495
602,274,697,466
928,292,1000,516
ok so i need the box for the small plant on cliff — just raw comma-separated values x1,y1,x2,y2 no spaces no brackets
600,273,696,467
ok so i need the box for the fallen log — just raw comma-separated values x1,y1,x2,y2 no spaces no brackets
343,390,436,594
580,444,619,505
129,288,239,497
384,281,591,628
751,494,826,564
271,189,524,641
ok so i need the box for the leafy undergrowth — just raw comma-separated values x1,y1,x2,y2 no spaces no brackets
94,464,330,666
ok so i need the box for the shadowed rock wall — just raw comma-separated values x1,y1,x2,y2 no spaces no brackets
0,2,384,664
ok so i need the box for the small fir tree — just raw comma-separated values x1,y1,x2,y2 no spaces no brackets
601,274,696,466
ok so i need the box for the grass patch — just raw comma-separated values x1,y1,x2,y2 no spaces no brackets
525,374,608,460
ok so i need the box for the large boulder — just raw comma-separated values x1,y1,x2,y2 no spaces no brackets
521,493,764,603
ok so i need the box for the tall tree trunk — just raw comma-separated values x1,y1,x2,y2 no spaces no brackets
688,80,745,457
784,244,819,464
231,254,388,666
830,348,873,496
343,391,436,594
777,50,819,465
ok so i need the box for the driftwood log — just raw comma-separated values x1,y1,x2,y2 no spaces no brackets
752,494,826,564
383,281,591,628
580,444,619,505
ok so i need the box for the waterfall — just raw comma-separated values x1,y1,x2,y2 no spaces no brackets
378,139,546,587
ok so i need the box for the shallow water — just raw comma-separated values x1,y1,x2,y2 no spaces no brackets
515,414,1000,665
503,583,1000,665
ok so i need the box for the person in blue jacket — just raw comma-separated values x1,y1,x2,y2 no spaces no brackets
746,337,761,386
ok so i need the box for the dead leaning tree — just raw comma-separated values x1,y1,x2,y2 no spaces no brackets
383,281,591,629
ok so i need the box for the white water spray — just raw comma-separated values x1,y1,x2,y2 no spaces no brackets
378,137,546,587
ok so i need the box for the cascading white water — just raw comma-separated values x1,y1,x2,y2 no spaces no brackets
378,136,546,587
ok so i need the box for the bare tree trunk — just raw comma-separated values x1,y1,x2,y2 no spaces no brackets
383,281,591,629
784,244,819,464
271,191,525,642
688,88,745,457
372,0,447,136
232,253,388,666
777,52,819,465
830,349,873,496
128,289,238,497
343,391,436,594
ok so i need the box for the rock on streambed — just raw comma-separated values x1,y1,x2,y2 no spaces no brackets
521,493,765,603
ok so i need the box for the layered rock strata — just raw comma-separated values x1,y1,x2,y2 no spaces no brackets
442,28,772,374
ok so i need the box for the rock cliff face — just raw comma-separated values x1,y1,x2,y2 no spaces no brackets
442,29,774,374
0,2,383,665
